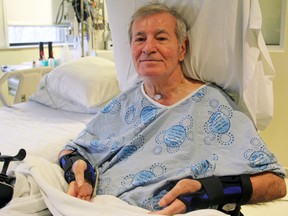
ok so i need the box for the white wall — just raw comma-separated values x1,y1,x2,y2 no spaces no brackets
259,1,288,170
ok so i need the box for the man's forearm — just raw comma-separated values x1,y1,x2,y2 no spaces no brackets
249,172,287,204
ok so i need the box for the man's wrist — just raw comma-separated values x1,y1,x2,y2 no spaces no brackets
59,152,96,188
178,175,252,212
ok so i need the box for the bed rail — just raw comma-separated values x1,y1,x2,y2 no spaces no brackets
0,67,53,106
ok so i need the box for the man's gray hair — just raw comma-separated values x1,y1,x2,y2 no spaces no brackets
128,3,187,44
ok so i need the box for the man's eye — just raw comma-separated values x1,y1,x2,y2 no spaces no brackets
134,37,145,42
157,37,167,41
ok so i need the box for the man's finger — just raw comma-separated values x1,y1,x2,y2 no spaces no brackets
149,199,186,215
158,188,181,207
159,179,201,207
67,181,77,197
72,160,87,187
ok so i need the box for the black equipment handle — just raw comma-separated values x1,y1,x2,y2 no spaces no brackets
0,149,26,175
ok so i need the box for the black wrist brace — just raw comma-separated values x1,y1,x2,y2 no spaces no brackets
59,151,96,188
178,175,253,212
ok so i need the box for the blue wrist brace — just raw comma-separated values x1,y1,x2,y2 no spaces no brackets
178,175,252,212
59,151,96,188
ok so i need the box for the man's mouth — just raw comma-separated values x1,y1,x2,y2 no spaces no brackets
140,59,161,62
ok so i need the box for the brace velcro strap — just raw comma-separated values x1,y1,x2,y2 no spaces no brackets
59,152,96,188
178,175,252,212
239,174,253,205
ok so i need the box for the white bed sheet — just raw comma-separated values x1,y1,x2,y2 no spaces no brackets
2,154,287,215
0,101,94,165
1,155,228,216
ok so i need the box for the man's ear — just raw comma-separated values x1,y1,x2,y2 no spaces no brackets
179,37,188,62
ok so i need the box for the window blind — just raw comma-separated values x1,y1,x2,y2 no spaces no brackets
5,0,61,26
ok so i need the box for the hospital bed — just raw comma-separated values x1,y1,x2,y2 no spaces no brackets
0,52,119,163
0,0,287,215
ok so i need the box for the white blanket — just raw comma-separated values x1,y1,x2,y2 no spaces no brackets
0,156,228,216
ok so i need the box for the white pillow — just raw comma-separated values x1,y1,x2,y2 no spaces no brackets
105,0,275,130
30,56,120,113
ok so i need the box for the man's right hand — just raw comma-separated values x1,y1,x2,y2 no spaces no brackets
67,159,94,201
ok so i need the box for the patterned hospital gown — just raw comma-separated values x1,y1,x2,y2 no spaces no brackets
63,82,285,211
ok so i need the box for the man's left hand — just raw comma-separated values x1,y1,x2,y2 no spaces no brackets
149,178,202,215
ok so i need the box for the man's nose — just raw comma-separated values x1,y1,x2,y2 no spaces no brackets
142,38,157,55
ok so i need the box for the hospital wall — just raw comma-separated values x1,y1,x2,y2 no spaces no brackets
260,51,288,173
258,1,288,174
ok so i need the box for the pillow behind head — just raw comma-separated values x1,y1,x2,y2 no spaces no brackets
30,56,120,113
182,0,243,94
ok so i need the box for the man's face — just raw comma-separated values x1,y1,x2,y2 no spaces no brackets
130,12,186,79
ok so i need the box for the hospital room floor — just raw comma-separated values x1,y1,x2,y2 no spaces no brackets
241,178,288,216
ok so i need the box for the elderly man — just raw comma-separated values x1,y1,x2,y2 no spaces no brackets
59,3,286,215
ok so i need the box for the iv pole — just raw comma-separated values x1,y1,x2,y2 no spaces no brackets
81,0,85,57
